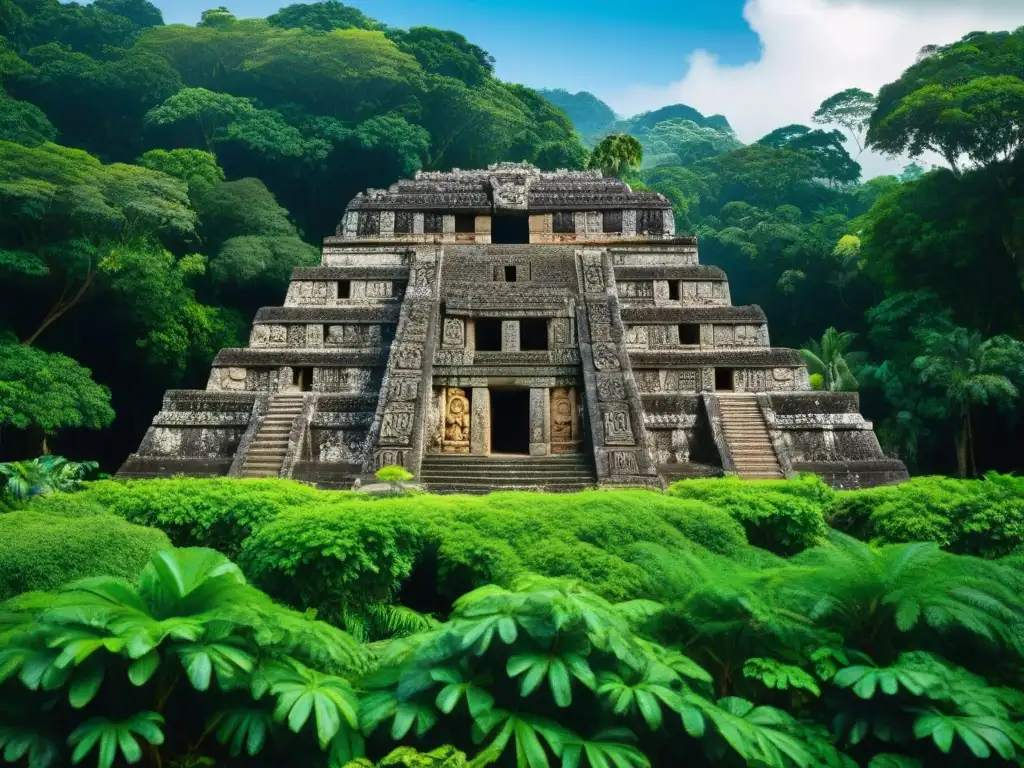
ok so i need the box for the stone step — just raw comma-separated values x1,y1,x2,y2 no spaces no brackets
421,456,592,465
243,461,285,468
421,474,595,484
421,462,595,470
423,483,594,495
248,449,287,458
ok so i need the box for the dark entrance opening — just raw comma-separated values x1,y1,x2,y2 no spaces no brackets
292,367,313,392
455,214,475,233
490,389,530,454
504,265,517,282
679,323,700,345
715,367,734,391
475,318,502,351
520,318,548,351
492,215,529,244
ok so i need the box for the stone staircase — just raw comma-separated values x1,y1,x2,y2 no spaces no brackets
717,394,784,479
241,393,305,478
419,454,597,494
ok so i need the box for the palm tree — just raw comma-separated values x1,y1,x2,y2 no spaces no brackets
913,327,1023,477
799,328,861,391
0,455,99,504
588,133,643,178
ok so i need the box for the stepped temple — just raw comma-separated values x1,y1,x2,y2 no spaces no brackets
119,163,908,491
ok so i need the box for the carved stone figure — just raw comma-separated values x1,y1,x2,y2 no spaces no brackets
443,388,470,453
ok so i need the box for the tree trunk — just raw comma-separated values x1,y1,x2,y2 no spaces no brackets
967,409,978,477
954,417,969,478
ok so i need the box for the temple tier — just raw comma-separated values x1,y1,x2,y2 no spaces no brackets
119,163,907,491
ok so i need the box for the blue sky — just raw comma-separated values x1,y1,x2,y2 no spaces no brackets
154,0,759,104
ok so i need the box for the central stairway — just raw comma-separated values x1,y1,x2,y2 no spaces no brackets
242,393,305,478
717,394,785,479
420,454,597,494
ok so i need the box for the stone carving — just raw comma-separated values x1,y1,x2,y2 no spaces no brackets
380,405,415,445
551,318,571,346
411,262,436,287
593,343,620,370
618,281,654,299
394,346,423,370
442,318,465,349
501,320,520,352
587,301,611,325
582,253,605,293
602,406,634,445
443,388,470,453
388,374,420,401
608,450,639,475
596,372,625,401
550,388,574,447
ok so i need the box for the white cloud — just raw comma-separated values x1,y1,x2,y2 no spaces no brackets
603,0,1024,178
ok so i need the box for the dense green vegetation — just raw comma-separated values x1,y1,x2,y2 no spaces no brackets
1,3,1021,475
1,7,1024,763
3,474,1024,766
0,0,586,467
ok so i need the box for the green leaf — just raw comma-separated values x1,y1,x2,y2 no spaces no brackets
68,660,105,709
68,713,164,768
127,651,160,687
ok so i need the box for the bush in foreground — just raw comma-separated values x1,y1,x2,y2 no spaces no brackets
829,473,1024,557
0,509,170,599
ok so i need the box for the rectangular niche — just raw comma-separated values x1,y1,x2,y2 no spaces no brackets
454,214,475,233
552,211,575,234
520,318,548,351
394,211,413,234
504,265,517,282
668,281,681,301
679,323,700,345
475,318,502,351
637,209,664,236
356,211,380,237
424,213,443,234
603,210,623,233
337,280,351,299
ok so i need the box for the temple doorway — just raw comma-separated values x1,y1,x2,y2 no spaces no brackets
490,389,530,454
292,367,313,392
491,215,529,244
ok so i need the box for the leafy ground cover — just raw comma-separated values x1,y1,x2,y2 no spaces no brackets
6,474,1024,766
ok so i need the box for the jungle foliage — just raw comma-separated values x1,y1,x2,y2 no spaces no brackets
0,0,586,468
8,476,1024,766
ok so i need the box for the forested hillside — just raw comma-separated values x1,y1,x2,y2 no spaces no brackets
1,1,1023,479
0,0,587,467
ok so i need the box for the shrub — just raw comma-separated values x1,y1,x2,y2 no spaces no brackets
0,510,171,599
829,473,1024,557
667,475,833,554
0,547,366,767
36,477,329,557
375,464,413,493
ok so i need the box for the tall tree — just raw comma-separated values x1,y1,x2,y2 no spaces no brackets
913,326,1024,477
867,28,1024,172
0,339,114,453
812,87,875,157
588,132,642,178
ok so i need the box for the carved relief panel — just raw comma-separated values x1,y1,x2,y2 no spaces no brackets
442,387,470,453
442,318,465,349
617,281,654,300
602,405,635,446
549,387,580,453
